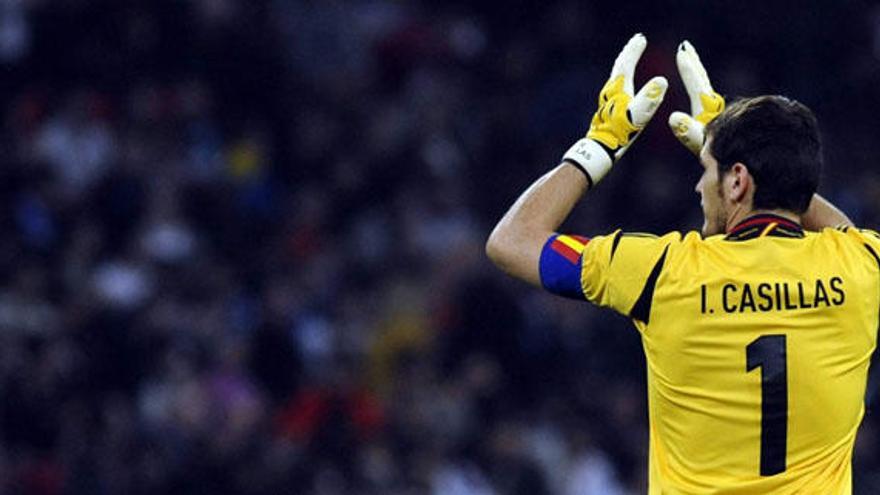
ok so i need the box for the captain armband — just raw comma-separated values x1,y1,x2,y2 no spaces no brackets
539,234,590,300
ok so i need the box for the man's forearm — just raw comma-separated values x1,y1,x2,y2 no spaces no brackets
802,194,852,231
485,164,589,286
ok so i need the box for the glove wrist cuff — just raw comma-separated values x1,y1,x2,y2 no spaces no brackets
562,138,613,185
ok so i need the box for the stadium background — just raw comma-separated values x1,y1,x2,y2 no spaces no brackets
0,0,879,493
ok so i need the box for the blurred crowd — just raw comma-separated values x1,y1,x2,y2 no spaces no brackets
1,0,880,494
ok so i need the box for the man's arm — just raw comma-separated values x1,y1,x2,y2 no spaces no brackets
486,164,589,287
485,34,667,287
802,194,853,230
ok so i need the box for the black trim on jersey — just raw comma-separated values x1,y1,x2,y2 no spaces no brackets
865,243,880,269
863,228,880,240
724,214,805,241
864,243,880,410
731,227,761,240
864,244,880,412
868,346,880,412
630,246,669,324
609,230,624,262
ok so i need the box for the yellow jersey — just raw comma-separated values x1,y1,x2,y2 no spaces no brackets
539,214,879,494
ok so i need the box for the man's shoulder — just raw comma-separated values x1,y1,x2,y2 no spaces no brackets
605,229,697,244
597,230,710,260
812,225,880,263
810,225,880,244
592,230,693,261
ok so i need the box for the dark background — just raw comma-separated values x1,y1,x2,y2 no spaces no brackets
0,0,879,493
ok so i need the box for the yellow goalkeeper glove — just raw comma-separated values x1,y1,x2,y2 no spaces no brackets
668,41,725,155
563,33,668,185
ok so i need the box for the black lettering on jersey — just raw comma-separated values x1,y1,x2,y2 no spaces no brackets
710,277,846,315
782,283,797,310
701,284,707,314
723,284,738,313
757,283,774,311
813,279,830,307
774,283,782,311
830,276,845,305
796,282,812,309
739,283,757,312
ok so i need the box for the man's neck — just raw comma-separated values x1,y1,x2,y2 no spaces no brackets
725,208,802,233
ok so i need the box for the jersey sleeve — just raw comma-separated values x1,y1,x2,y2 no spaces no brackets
580,230,677,319
539,230,678,320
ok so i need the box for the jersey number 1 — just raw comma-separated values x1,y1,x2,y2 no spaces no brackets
746,334,788,476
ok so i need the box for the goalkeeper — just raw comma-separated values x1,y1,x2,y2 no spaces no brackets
487,34,874,494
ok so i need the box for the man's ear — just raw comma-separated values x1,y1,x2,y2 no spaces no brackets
725,162,751,203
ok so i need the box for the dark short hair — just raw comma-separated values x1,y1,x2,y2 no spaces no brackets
705,95,821,214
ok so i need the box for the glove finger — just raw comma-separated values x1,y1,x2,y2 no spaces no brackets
668,111,705,155
629,76,668,128
611,33,647,95
676,40,714,115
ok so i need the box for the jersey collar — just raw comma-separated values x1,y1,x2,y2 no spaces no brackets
724,213,805,241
